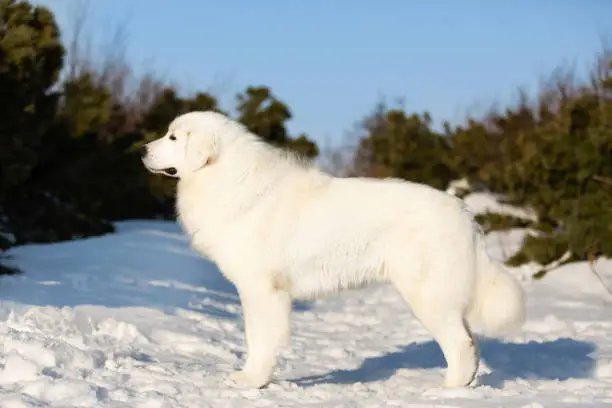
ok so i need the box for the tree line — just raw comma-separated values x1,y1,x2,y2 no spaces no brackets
1,0,611,275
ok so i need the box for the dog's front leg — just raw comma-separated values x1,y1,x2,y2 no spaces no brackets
229,284,292,388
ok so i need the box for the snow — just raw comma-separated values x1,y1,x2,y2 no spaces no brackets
462,192,539,222
1,215,612,407
446,180,538,222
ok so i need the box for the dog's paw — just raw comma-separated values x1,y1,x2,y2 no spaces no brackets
227,370,270,389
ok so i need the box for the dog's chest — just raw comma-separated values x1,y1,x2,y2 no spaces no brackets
175,186,252,262
176,191,223,252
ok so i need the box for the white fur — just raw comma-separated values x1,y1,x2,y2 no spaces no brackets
142,111,526,389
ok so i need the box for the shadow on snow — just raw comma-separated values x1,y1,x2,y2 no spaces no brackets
293,337,597,387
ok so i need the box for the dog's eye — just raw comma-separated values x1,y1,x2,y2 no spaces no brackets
169,135,176,141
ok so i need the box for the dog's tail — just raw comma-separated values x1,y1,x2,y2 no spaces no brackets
465,233,526,337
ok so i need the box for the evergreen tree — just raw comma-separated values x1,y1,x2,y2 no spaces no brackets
0,0,64,272
448,56,612,270
351,103,456,190
236,86,318,158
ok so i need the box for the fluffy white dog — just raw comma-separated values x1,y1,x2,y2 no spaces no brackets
141,111,525,389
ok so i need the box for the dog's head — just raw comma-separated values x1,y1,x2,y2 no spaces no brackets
141,111,233,178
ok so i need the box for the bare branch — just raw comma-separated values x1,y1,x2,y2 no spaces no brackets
65,0,92,80
588,254,612,298
593,174,612,186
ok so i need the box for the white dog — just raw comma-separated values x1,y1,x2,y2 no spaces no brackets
141,111,525,389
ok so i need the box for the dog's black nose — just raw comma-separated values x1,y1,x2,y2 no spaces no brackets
140,145,148,158
164,167,178,176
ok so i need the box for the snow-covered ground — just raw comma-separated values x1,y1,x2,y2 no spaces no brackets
1,196,612,407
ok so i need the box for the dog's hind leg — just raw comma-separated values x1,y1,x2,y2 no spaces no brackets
391,276,479,388
229,283,292,389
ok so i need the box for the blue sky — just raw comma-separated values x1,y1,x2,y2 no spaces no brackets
36,0,611,148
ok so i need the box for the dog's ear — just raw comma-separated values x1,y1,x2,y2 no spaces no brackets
185,131,217,172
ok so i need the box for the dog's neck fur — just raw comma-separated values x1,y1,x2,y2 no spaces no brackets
174,128,320,259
